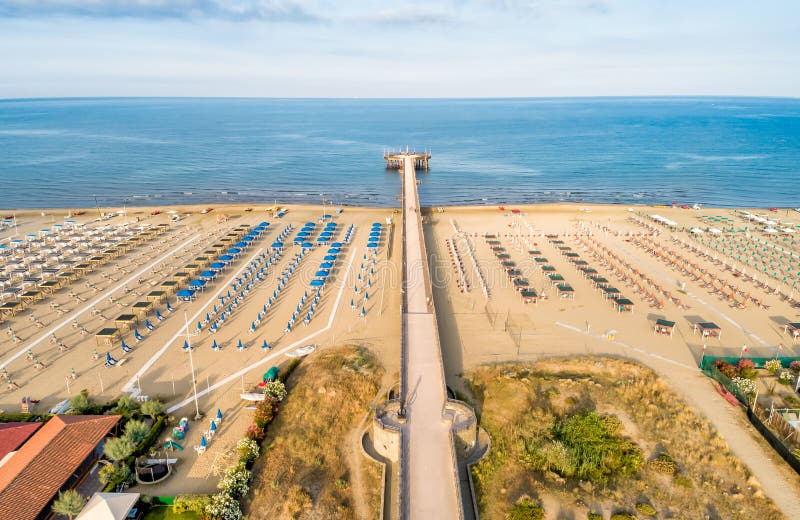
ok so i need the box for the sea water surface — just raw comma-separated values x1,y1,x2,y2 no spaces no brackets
0,97,799,209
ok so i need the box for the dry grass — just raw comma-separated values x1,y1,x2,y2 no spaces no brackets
243,346,384,520
467,356,785,520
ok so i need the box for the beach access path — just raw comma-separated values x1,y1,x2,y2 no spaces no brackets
399,155,462,519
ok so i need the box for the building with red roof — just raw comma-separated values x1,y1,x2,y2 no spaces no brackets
0,422,42,465
0,415,120,520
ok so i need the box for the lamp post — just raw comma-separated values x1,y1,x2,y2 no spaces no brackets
184,311,202,420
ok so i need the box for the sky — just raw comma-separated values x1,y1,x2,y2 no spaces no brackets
0,0,798,98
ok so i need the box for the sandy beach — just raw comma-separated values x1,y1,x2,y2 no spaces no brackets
2,201,800,509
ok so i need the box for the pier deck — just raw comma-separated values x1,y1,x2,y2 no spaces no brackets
396,153,462,519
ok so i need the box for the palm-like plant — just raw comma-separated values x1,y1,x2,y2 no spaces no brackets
103,437,134,465
123,419,149,445
112,396,139,418
140,399,164,421
51,489,86,520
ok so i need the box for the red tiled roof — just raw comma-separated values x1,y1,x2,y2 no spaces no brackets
0,422,41,461
0,415,120,520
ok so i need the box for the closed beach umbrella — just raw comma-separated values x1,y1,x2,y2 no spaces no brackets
262,340,269,350
201,435,207,447
237,339,245,350
183,340,191,351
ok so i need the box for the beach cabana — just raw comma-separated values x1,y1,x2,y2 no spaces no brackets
520,289,538,304
188,279,207,290
556,284,575,299
614,297,634,312
784,322,800,340
176,289,196,302
95,328,120,348
694,322,721,339
115,314,138,332
654,319,675,337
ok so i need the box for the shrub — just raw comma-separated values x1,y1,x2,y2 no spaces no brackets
648,453,677,475
764,359,782,374
264,380,288,402
237,438,260,466
507,495,544,520
123,419,149,444
717,362,739,380
141,399,165,421
173,494,211,514
610,513,636,520
206,492,242,520
675,474,693,488
112,396,139,418
636,502,657,516
68,390,93,414
51,489,86,520
737,359,755,370
218,462,250,500
731,377,757,398
587,514,603,520
790,361,800,374
778,371,794,386
552,412,643,484
104,437,134,463
98,463,132,486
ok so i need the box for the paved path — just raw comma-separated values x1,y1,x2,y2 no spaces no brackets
398,155,462,519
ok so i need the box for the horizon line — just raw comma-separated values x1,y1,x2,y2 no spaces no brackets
2,94,799,103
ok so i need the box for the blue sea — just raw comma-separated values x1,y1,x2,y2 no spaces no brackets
1,97,798,209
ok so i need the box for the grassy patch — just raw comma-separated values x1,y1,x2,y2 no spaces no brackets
244,346,384,519
141,505,199,520
468,357,784,520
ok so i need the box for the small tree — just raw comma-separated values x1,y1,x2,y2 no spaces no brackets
141,399,164,421
51,489,86,520
103,437,134,465
113,396,139,418
68,390,92,414
123,419,149,445
206,492,242,520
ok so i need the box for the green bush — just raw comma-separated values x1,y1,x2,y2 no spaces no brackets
123,419,149,444
173,494,212,514
674,474,693,488
506,495,544,520
635,502,657,516
610,513,636,520
587,514,603,520
69,390,93,414
521,411,643,484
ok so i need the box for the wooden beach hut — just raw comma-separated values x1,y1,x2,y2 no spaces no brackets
95,327,120,348
785,322,800,340
115,313,138,332
654,319,675,337
614,297,634,312
694,322,722,339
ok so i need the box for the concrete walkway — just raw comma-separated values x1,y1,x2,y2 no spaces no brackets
399,155,462,519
